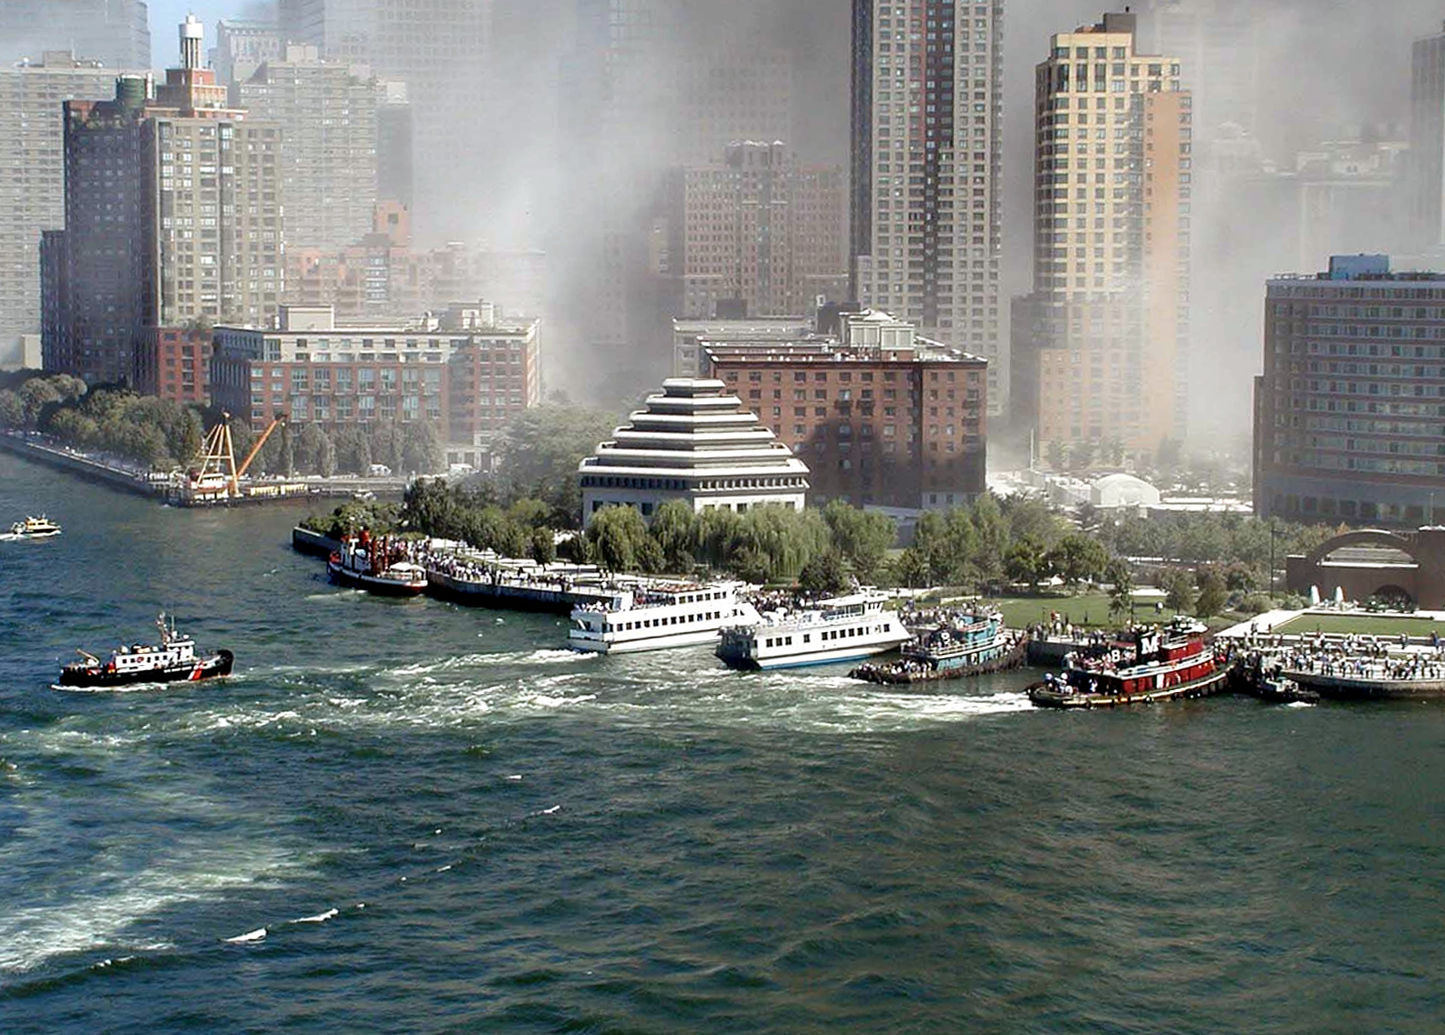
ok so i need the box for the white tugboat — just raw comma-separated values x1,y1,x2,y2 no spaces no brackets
56,613,234,689
569,581,760,654
3,515,61,540
328,532,428,596
716,591,910,670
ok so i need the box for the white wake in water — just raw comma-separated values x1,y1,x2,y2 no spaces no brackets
386,648,590,677
0,838,299,972
222,927,267,944
289,908,338,924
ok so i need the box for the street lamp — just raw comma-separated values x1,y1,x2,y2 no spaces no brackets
1268,518,1281,597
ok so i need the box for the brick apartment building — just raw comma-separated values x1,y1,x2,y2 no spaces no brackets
211,302,540,468
134,326,211,403
704,309,986,510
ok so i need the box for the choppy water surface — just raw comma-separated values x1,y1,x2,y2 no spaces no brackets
2,453,1444,1033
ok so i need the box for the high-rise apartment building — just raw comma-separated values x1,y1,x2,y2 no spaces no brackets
1253,255,1445,526
0,51,144,366
678,44,796,165
1410,23,1445,251
43,75,151,381
1011,11,1192,457
0,0,150,71
375,79,412,206
212,19,282,89
277,0,491,241
43,18,283,383
659,142,847,322
145,19,282,331
849,0,1004,413
237,44,379,250
1137,0,1256,144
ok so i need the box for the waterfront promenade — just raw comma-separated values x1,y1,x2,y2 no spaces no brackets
0,430,413,504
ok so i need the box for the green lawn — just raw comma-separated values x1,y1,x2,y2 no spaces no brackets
1271,613,1445,636
982,592,1183,631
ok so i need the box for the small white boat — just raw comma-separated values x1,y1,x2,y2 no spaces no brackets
4,515,61,540
569,581,759,654
716,591,910,670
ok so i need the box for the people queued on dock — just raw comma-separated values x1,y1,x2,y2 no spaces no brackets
1227,629,1445,684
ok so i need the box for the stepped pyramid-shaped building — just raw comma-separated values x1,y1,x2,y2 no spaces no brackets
579,378,810,525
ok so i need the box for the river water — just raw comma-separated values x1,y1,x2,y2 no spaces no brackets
1,452,1443,1033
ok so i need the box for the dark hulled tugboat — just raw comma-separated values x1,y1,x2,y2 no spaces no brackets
850,608,1028,684
1027,618,1231,709
57,613,234,689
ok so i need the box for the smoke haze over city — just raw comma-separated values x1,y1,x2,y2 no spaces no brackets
7,0,1445,457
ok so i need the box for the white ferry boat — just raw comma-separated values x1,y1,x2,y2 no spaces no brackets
716,591,910,670
569,581,760,654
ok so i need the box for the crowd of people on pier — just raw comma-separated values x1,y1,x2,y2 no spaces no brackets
1273,637,1445,682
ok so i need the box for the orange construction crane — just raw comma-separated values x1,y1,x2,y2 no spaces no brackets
231,414,287,494
187,413,287,500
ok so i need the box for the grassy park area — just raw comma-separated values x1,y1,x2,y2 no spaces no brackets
979,592,1185,631
1270,613,1445,637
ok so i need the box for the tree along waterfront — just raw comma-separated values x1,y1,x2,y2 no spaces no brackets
0,374,445,477
377,481,1346,619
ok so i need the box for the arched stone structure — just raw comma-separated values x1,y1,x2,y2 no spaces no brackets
1286,527,1445,608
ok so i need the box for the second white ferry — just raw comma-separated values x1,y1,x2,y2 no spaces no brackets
569,581,761,654
716,591,910,670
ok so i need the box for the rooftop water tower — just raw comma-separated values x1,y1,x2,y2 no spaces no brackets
179,14,204,71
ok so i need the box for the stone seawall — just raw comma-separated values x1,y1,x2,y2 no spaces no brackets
0,433,159,498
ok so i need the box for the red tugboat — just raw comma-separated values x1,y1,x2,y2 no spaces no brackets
1027,618,1232,709
328,530,427,597
57,613,234,689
